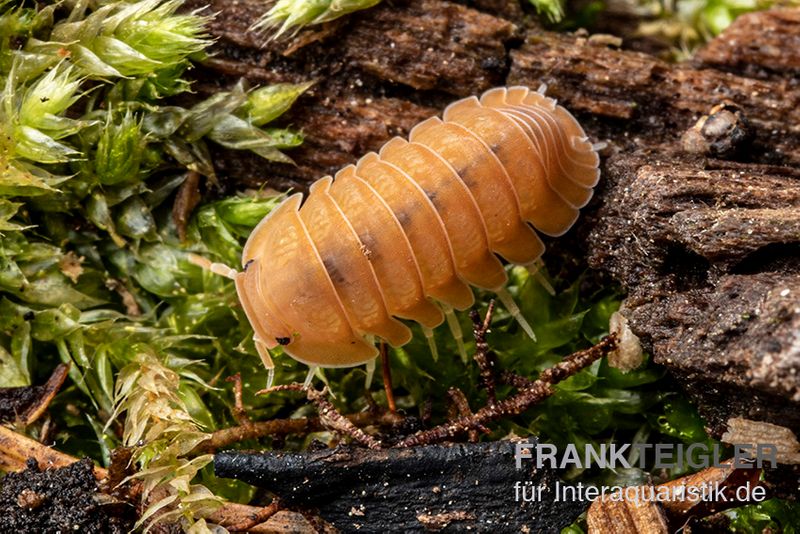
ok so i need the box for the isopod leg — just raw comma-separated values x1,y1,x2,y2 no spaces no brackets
365,357,376,389
442,305,468,363
255,337,276,390
527,260,556,296
421,325,439,362
495,288,537,341
303,366,318,389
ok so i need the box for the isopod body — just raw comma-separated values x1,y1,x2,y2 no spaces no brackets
234,85,601,372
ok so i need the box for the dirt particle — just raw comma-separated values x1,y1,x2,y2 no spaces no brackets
16,489,46,510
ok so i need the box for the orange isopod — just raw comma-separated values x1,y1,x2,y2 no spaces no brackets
198,85,601,386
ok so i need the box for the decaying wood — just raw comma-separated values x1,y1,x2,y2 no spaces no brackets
0,363,69,425
587,461,766,533
508,33,800,167
587,153,800,434
215,440,584,533
0,426,108,481
587,490,669,534
694,8,800,80
657,460,764,520
208,504,327,533
721,418,800,464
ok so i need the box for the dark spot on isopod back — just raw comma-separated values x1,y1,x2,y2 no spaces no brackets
359,231,375,250
424,188,440,207
358,233,378,261
322,256,347,285
456,167,476,187
276,337,290,346
395,210,412,228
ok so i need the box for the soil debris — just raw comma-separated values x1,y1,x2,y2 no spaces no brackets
0,458,134,534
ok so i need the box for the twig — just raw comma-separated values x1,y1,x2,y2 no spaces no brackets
470,301,497,404
446,388,489,442
498,371,536,390
397,334,618,447
0,363,71,426
257,384,383,449
380,342,397,413
307,387,383,450
193,410,405,454
226,373,251,426
228,501,281,532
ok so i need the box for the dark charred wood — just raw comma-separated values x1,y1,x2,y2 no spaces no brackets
215,440,586,532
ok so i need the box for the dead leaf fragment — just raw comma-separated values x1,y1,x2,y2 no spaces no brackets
58,251,84,284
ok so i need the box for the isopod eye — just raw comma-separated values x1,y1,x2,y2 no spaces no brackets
275,337,290,346
243,259,255,271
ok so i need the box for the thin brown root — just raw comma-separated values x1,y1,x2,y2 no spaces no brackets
397,334,618,448
470,301,498,405
307,387,382,449
226,373,251,426
446,388,488,442
380,342,397,413
193,410,405,454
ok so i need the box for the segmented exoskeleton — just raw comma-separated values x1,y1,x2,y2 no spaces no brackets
199,85,601,387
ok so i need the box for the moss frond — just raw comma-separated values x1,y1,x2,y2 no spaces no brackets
253,0,382,39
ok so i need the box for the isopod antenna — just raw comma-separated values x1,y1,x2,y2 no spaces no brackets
188,253,278,390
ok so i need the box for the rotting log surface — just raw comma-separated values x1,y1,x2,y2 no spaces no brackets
215,440,584,532
587,153,800,434
693,7,800,80
184,0,800,438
